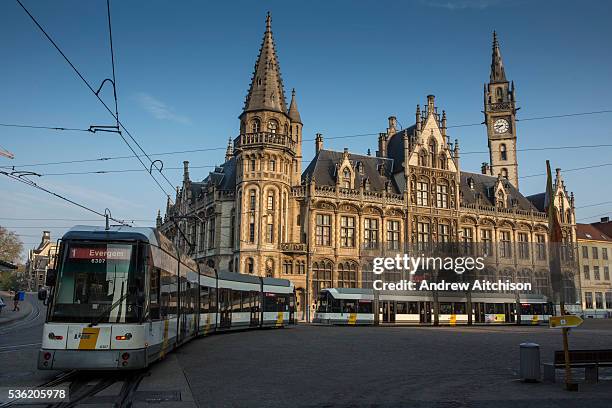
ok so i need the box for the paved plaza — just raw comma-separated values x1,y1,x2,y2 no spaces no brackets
176,321,612,407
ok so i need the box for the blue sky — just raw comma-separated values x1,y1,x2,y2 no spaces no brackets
1,0,612,255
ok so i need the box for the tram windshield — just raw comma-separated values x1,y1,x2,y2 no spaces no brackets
49,241,144,323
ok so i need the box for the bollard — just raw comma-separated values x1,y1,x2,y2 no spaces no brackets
519,342,541,382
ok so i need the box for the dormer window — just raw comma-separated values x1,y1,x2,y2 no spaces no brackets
496,190,505,208
501,168,508,179
418,150,427,167
429,140,437,168
364,179,371,192
439,154,446,170
342,168,351,189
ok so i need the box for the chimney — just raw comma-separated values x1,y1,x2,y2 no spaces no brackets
315,133,323,154
387,116,397,135
427,94,435,115
601,217,610,223
41,231,50,244
415,105,422,132
481,162,490,175
183,161,190,182
377,133,387,157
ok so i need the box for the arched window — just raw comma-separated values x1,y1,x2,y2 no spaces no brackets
251,119,261,133
246,258,254,274
429,140,437,168
497,190,505,208
500,168,508,179
312,260,333,298
500,144,507,161
269,159,276,172
342,168,351,189
418,150,427,167
268,120,278,133
265,258,274,278
267,191,275,211
496,87,503,102
439,154,447,170
338,262,357,288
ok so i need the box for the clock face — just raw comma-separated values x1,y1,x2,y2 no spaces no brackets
493,118,510,134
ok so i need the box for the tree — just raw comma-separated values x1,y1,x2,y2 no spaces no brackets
0,226,23,263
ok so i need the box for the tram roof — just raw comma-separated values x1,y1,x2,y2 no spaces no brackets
63,225,159,244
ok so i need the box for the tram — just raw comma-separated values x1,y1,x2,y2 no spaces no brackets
38,225,295,370
313,288,552,326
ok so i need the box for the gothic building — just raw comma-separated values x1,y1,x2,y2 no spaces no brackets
159,15,580,318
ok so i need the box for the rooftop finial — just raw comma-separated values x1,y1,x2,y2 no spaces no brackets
266,11,271,32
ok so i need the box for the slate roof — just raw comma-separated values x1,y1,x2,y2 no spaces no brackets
576,223,612,242
386,126,416,174
526,192,546,212
459,171,538,211
201,157,236,192
301,149,400,194
591,220,612,239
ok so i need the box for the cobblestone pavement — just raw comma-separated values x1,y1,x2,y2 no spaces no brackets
176,320,612,408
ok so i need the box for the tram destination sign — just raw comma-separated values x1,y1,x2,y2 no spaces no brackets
69,245,132,261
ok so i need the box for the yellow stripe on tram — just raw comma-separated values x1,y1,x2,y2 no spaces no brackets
204,314,211,335
276,311,284,327
348,313,357,325
450,314,457,326
78,327,100,350
532,315,539,325
160,320,169,358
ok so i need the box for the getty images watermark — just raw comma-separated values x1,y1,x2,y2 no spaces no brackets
371,254,532,292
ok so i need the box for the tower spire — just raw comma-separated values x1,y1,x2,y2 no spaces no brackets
288,88,302,124
242,12,287,116
490,30,507,83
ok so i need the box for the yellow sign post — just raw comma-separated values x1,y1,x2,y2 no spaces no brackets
549,315,583,329
550,312,582,391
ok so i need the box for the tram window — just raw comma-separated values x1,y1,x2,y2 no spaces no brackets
231,290,242,312
521,304,532,315
358,301,372,313
160,269,177,318
219,289,230,311
494,303,505,314
331,298,342,313
200,286,210,313
486,303,495,314
440,302,452,314
343,300,357,313
150,267,161,320
453,303,466,314
533,304,543,314
317,294,329,313
396,302,407,314
251,291,260,311
407,302,418,314
264,293,278,312
209,287,217,313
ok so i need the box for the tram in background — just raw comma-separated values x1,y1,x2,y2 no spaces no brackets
38,225,295,371
313,288,552,326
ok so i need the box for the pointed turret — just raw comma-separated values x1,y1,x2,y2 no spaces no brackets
490,31,507,83
225,137,233,162
288,88,302,123
242,12,287,116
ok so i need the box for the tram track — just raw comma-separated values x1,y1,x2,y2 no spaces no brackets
0,296,43,336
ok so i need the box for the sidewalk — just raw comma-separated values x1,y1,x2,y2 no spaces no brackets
0,291,33,325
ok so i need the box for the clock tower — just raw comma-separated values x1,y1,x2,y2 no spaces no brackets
484,31,519,189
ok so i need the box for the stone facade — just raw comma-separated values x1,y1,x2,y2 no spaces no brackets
159,15,580,319
26,231,58,291
576,223,612,318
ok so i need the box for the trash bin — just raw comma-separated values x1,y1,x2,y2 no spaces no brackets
519,342,540,382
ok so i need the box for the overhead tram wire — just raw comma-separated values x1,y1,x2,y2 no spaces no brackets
0,123,93,132
4,141,612,171
2,106,612,170
15,0,173,199
0,217,151,222
0,171,131,227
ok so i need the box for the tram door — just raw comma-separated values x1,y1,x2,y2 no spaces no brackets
505,303,516,323
178,279,188,343
419,301,432,323
473,302,485,323
289,295,295,323
382,301,395,323
219,289,231,329
249,291,260,328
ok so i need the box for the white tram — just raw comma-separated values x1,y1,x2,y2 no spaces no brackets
38,225,295,370
313,288,552,326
